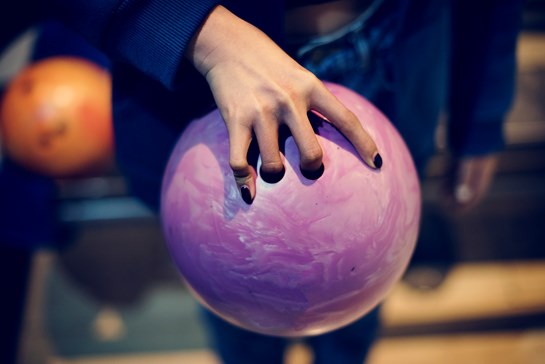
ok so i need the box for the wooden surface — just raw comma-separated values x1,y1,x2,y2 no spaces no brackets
382,261,545,329
46,260,545,364
50,330,545,364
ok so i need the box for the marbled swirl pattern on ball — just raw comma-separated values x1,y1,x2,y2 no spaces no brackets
161,83,421,337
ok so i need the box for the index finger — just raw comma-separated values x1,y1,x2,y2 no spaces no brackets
309,83,382,169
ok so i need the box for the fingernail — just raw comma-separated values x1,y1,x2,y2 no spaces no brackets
373,153,383,169
301,163,324,180
241,186,253,204
260,166,285,184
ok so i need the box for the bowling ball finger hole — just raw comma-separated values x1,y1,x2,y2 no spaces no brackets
246,136,260,171
252,125,292,184
259,166,285,184
300,162,324,180
250,122,327,182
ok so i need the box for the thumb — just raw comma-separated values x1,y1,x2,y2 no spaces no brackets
444,155,499,213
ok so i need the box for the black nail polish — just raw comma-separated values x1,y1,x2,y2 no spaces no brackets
373,153,383,169
241,186,253,204
260,166,285,184
301,163,325,180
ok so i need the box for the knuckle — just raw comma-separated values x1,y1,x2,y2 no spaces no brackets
219,102,240,125
260,160,284,174
222,99,257,127
295,66,318,84
229,158,249,176
283,70,318,101
300,145,323,168
246,97,280,124
234,174,252,187
298,71,319,94
257,98,278,118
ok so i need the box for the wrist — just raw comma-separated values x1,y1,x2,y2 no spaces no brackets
186,5,236,76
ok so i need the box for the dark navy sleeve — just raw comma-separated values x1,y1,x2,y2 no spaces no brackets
0,159,57,249
51,0,221,89
448,0,524,157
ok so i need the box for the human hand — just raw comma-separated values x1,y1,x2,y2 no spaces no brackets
186,6,381,204
441,154,499,214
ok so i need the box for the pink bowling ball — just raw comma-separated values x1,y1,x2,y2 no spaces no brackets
161,83,421,337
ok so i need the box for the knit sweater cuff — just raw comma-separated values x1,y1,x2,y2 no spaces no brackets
105,0,221,89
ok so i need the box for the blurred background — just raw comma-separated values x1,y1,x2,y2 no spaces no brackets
1,1,545,364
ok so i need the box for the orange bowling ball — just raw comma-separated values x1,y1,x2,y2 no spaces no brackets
0,57,114,177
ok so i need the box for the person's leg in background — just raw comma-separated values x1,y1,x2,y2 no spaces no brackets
306,306,380,364
391,0,454,289
201,309,289,364
392,0,450,175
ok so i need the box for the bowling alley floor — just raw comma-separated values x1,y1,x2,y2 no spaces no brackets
20,256,545,364
14,26,545,364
